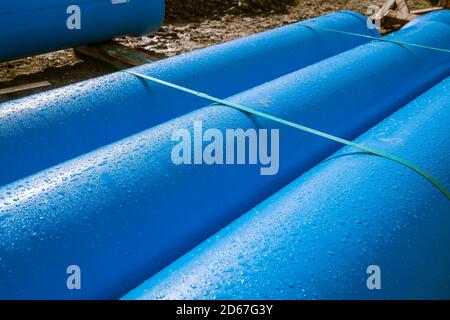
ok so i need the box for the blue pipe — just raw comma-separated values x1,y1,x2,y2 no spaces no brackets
403,9,450,28
0,15,449,300
0,11,378,187
123,76,450,300
0,0,165,62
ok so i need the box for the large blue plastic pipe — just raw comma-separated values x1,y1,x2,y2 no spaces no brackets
0,0,165,62
124,77,450,300
0,11,378,187
0,16,449,300
403,9,450,27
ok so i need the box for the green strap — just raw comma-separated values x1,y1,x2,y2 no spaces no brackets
302,25,450,54
123,69,450,200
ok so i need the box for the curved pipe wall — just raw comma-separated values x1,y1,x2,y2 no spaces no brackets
0,11,378,187
124,77,450,300
0,17,449,300
403,9,450,28
0,0,165,62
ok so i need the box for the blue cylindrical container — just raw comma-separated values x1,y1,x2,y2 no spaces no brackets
0,15,449,300
0,0,165,62
0,11,378,187
124,77,450,300
403,9,450,28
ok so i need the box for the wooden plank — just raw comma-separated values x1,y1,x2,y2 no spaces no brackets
392,0,417,21
385,10,417,24
75,41,163,69
411,7,445,15
396,0,412,19
0,81,51,95
373,0,419,29
373,0,397,21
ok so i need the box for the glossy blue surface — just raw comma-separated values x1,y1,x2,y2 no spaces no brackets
403,9,450,28
0,13,449,300
0,0,165,62
0,11,378,187
124,77,450,300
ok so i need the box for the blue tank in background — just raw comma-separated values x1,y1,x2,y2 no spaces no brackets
0,0,165,62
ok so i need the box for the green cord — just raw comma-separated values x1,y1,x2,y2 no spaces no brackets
123,69,450,200
112,25,450,200
302,25,450,53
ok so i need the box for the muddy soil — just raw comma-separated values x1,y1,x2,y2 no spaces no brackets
0,0,434,101
164,0,297,22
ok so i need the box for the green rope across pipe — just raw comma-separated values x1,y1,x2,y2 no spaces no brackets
123,69,450,200
302,25,450,53
112,24,450,200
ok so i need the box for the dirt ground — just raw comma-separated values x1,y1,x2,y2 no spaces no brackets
0,0,434,101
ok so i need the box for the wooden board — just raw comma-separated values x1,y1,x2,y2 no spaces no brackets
0,81,51,95
372,0,425,28
412,7,445,15
75,41,164,69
